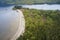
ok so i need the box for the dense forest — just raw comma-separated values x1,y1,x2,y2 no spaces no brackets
0,0,60,4
16,8,60,40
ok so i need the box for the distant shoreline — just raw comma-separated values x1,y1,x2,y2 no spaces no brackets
0,3,60,6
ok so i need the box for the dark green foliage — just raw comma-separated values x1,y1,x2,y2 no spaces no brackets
13,6,22,10
17,9,60,40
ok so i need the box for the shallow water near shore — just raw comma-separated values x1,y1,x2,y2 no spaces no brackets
0,5,21,40
0,4,25,40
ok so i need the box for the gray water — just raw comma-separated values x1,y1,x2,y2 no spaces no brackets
0,5,25,40
0,6,21,40
22,4,60,10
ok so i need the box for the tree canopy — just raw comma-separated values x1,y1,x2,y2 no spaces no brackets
0,0,60,4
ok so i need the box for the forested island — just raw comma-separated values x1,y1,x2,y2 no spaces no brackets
15,8,60,40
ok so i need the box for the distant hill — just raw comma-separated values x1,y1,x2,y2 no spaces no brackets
0,0,60,5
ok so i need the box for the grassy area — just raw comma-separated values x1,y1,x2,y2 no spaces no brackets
17,8,60,40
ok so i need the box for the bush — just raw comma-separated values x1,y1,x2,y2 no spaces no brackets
13,6,22,10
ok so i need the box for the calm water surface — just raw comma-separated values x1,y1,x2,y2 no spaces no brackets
0,5,20,40
22,4,60,10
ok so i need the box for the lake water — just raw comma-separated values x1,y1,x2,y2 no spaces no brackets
0,4,60,40
0,5,25,40
22,4,60,10
0,5,21,40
